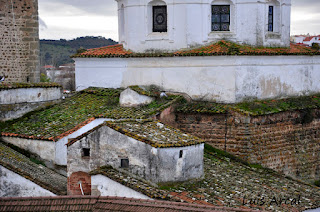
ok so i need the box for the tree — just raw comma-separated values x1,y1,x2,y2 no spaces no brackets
311,43,320,51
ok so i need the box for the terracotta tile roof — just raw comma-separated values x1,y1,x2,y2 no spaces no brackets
1,87,180,141
77,44,132,57
0,196,256,212
303,36,320,42
0,141,67,195
73,41,320,58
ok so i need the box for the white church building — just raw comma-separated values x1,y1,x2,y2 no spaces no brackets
75,0,320,103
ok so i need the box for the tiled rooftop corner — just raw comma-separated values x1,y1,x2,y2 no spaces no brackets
0,142,67,195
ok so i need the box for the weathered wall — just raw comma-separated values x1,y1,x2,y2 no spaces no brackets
116,0,291,52
67,125,203,183
161,109,320,183
67,171,91,196
0,165,55,197
75,55,320,103
0,0,40,83
91,174,152,199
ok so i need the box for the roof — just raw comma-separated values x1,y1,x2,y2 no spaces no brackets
72,41,320,58
68,120,204,148
303,36,320,42
176,93,320,116
87,145,320,211
0,141,67,195
0,196,255,212
1,87,181,141
0,82,62,90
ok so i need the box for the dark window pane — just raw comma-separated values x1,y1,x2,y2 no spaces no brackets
121,159,129,168
268,6,273,31
212,15,220,22
153,6,167,32
221,14,230,23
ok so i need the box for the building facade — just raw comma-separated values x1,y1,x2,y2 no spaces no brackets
116,0,291,53
0,0,40,83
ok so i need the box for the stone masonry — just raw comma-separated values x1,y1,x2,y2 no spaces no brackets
160,109,320,184
0,0,40,83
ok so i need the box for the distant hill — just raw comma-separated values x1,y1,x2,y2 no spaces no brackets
40,36,117,67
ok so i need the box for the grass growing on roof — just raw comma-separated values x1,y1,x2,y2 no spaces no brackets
1,87,180,140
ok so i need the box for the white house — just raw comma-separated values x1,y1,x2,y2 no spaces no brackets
303,35,320,47
116,0,291,52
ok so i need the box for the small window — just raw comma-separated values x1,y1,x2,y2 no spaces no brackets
153,6,167,32
82,148,90,157
179,150,183,158
121,159,129,168
268,6,274,32
212,5,230,31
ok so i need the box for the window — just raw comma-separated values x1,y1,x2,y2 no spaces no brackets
179,150,183,158
82,148,90,157
268,6,274,32
212,5,230,31
153,6,167,32
121,159,129,168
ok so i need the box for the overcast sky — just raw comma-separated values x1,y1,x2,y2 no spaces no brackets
38,0,320,41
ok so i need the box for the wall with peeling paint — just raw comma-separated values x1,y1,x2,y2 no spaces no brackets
75,55,320,103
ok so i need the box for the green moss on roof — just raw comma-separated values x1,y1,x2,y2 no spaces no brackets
1,87,180,141
105,120,204,148
175,94,320,116
0,82,62,90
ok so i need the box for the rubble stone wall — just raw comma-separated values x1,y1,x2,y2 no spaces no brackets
0,0,40,83
161,109,320,183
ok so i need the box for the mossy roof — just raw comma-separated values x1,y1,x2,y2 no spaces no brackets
1,87,181,141
0,142,67,195
89,145,320,211
104,120,204,148
72,41,320,58
175,94,320,116
0,82,62,90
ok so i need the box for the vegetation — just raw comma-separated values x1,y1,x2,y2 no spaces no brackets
40,73,51,82
311,43,320,51
0,82,61,90
40,36,117,67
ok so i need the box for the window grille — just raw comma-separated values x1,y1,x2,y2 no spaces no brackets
153,6,167,32
268,6,274,32
212,5,230,31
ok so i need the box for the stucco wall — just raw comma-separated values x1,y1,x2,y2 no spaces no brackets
116,0,291,52
68,125,204,183
0,87,62,104
91,174,152,199
75,55,320,103
0,0,40,83
0,166,55,197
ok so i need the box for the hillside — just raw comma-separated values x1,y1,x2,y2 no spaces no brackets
40,36,117,67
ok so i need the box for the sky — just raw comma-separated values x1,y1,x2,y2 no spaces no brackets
38,0,320,41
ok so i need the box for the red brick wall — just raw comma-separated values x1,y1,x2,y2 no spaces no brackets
160,109,320,183
68,172,91,196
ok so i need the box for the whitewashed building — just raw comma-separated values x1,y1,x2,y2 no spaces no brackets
116,0,291,53
75,0,320,103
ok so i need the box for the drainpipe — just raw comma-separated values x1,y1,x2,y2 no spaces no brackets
79,182,84,195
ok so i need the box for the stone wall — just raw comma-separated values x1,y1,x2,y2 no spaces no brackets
160,109,320,183
0,0,40,83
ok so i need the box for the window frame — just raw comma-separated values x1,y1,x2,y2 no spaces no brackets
211,5,231,32
152,5,168,33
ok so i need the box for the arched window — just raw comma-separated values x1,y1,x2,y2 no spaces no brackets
211,0,234,32
148,0,167,33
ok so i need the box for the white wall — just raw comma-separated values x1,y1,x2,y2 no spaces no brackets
116,0,291,52
0,166,55,197
75,55,320,103
91,174,152,199
2,118,111,167
55,118,112,166
0,87,61,104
